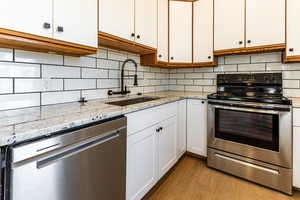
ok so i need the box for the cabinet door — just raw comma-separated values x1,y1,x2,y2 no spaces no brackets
169,1,192,63
246,0,285,48
294,127,300,187
177,100,187,158
158,116,177,179
157,0,169,62
187,99,207,156
53,0,98,47
127,126,158,200
214,0,245,51
135,0,157,48
99,0,135,41
193,0,213,63
0,0,52,38
287,0,300,57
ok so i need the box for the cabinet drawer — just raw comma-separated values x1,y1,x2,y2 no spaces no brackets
126,102,177,136
293,108,300,126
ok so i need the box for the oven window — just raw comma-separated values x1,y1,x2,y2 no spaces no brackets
215,109,279,151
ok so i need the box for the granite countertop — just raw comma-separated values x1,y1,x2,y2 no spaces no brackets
0,91,209,146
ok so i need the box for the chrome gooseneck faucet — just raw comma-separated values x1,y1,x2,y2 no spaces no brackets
108,59,138,95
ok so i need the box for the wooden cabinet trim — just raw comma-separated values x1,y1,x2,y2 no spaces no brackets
98,31,156,55
214,43,286,56
0,28,97,56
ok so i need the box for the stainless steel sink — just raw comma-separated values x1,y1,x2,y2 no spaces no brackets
106,96,161,106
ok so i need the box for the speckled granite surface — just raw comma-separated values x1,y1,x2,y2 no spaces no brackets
0,91,209,146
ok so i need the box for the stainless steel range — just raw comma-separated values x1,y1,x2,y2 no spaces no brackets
207,73,293,195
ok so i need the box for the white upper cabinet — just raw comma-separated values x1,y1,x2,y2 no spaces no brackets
157,0,169,62
169,1,193,63
287,0,300,57
246,0,285,47
99,0,135,41
135,0,157,48
193,0,214,63
53,0,97,47
214,0,245,51
187,99,207,157
0,0,53,38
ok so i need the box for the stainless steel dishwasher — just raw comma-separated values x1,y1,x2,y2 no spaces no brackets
7,116,127,200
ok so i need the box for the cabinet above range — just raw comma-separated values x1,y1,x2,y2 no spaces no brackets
0,0,98,56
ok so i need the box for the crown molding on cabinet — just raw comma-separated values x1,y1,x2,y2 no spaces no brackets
0,28,97,57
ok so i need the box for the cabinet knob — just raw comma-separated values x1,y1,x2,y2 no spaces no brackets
156,128,160,132
289,48,294,52
158,54,162,58
170,57,174,60
136,35,140,39
43,22,51,29
159,127,163,131
239,41,243,45
247,40,251,44
57,26,64,32
201,101,205,104
208,56,211,59
131,33,135,37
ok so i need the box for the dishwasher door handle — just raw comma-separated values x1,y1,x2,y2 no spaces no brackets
36,131,120,169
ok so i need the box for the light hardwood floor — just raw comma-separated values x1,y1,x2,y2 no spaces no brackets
145,156,300,200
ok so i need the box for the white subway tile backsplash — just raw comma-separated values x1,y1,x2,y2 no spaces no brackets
64,79,96,90
170,73,184,79
283,80,299,89
95,48,108,59
143,86,155,93
238,63,265,71
97,59,119,69
225,55,250,64
177,68,194,73
108,70,120,79
185,73,203,79
185,85,203,92
203,86,217,93
127,53,141,64
177,79,193,85
283,71,300,79
150,79,161,86
15,50,63,65
214,64,237,72
0,48,13,61
42,65,80,78
0,93,40,110
108,50,127,61
169,85,184,91
42,91,80,105
0,79,13,94
82,68,108,79
251,52,282,63
194,79,214,86
82,89,108,100
144,72,156,79
0,62,40,77
64,56,96,68
284,89,300,98
97,79,119,88
203,73,217,79
150,67,161,73
266,63,284,71
15,79,63,93
194,67,213,73
218,57,225,65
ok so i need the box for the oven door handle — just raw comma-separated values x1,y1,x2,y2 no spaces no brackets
212,105,281,115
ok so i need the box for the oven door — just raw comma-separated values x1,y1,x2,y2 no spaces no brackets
207,101,292,168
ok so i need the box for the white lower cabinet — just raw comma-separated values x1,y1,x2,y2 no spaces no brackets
126,102,178,200
127,125,158,200
177,100,187,158
187,99,207,156
158,116,177,179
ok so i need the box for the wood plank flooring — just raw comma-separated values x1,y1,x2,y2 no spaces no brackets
145,156,300,200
